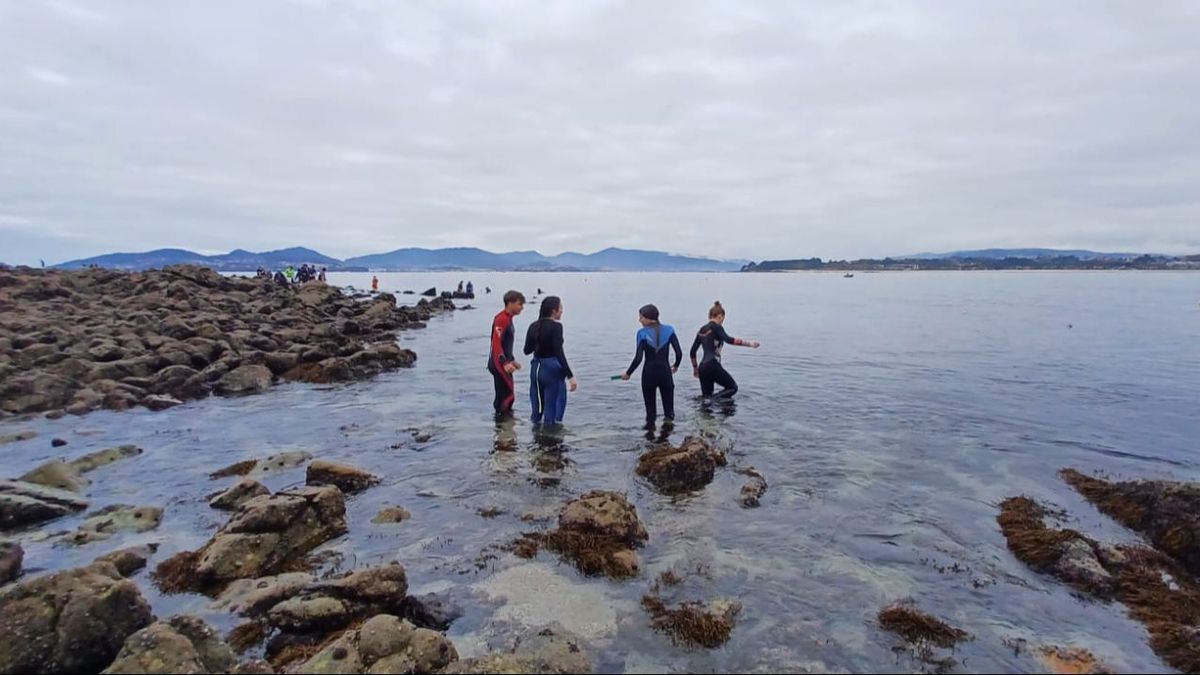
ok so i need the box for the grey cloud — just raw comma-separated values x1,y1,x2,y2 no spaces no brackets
1,0,1198,265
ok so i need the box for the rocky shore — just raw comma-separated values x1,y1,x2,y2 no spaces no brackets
0,265,454,418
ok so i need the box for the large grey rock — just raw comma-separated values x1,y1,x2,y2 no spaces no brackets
102,615,237,674
0,479,89,531
216,365,273,395
558,491,648,545
306,460,380,495
265,564,409,633
295,615,457,675
212,572,314,616
95,544,159,577
444,627,590,674
19,459,89,492
0,561,153,673
210,479,270,511
66,504,163,546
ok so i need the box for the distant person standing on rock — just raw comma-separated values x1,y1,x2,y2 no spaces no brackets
523,296,576,425
318,267,327,283
466,281,474,295
488,290,525,415
620,304,682,428
690,301,760,400
371,276,379,292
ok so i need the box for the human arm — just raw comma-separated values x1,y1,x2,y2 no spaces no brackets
670,333,682,372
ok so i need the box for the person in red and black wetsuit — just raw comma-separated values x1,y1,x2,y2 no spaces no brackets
488,290,525,415
689,301,760,399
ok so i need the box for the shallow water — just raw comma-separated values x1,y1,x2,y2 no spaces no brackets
3,271,1199,673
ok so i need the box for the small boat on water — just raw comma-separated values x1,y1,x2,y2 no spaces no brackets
843,273,855,278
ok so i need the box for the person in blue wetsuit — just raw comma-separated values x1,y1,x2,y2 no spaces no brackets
621,304,682,427
523,296,577,425
689,300,760,399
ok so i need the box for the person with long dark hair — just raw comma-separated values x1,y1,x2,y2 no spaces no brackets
523,295,577,425
620,304,682,427
690,300,759,399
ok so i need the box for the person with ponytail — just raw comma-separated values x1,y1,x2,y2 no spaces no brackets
523,296,576,425
620,304,683,427
689,301,760,399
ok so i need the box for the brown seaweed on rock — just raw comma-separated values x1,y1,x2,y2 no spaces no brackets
509,490,647,580
997,496,1116,597
1061,468,1200,577
877,602,969,649
635,436,726,494
641,594,741,649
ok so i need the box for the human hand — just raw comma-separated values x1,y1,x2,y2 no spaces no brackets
750,341,761,349
504,361,519,374
620,372,631,381
672,366,678,374
568,378,578,392
692,367,700,379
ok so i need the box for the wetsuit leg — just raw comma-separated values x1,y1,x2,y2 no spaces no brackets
641,374,657,424
699,362,717,397
490,364,514,414
553,375,568,424
710,362,738,399
538,358,566,425
661,373,675,421
529,359,543,424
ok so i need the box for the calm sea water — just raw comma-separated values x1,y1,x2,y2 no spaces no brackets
3,271,1198,673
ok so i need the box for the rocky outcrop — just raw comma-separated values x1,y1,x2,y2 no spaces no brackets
444,627,590,674
642,595,742,648
0,479,89,531
95,544,159,577
267,564,409,633
0,541,22,584
635,436,726,494
1061,468,1200,577
284,614,457,674
213,572,315,617
65,504,163,545
0,561,153,673
998,493,1200,672
210,479,271,511
17,444,143,494
102,615,238,674
210,451,312,479
514,491,648,579
306,460,380,495
0,265,453,417
154,485,347,593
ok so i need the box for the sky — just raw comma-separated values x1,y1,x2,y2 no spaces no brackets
1,0,1199,266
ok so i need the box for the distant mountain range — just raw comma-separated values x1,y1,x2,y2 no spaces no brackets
54,246,745,272
903,248,1150,261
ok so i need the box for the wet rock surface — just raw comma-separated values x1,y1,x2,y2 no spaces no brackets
877,600,970,670
210,478,272,511
513,490,648,579
95,544,159,577
1061,468,1200,577
101,615,239,674
736,467,768,507
0,561,153,673
306,460,380,495
282,613,457,674
209,450,313,479
0,541,22,584
444,627,591,674
371,507,411,524
65,504,164,545
635,436,726,494
14,444,143,497
0,479,89,531
0,265,453,416
154,485,347,593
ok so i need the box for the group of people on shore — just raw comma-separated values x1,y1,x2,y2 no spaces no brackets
488,291,760,428
256,264,326,285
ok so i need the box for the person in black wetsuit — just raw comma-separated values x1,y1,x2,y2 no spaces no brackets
487,290,525,415
690,301,760,399
621,304,682,427
523,296,577,425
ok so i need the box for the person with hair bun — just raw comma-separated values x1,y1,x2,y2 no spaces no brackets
689,301,760,399
523,295,576,425
620,304,682,427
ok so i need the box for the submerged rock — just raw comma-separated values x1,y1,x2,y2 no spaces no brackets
306,460,380,495
997,497,1115,597
70,444,144,473
641,595,742,649
372,507,411,524
154,485,347,593
737,467,768,507
0,479,89,531
1038,645,1113,674
0,541,22,584
515,491,649,580
444,627,591,674
210,450,313,479
0,561,153,673
0,430,37,446
635,436,726,494
102,615,238,675
1061,468,1200,577
95,544,159,577
17,444,144,494
877,601,970,649
66,504,164,545
400,593,463,632
210,479,271,511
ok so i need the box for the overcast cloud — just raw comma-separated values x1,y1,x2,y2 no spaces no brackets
1,0,1198,265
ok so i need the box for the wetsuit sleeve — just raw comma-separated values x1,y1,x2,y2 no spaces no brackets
523,322,537,356
552,323,573,379
626,340,644,376
713,323,739,345
670,333,683,369
503,321,515,363
689,332,702,367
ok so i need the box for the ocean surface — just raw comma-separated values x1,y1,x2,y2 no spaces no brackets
3,271,1199,673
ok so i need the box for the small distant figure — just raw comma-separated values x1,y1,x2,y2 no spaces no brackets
485,287,492,294
466,281,474,295
319,267,327,283
40,259,45,268
255,266,268,279
371,275,379,292
537,287,543,295
457,280,465,294
284,265,297,284
273,270,288,286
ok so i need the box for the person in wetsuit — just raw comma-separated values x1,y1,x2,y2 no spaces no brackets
690,301,760,399
621,304,682,427
488,290,526,415
523,296,577,425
